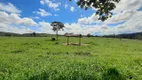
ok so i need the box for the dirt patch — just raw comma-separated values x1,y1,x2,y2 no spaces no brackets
64,43,88,46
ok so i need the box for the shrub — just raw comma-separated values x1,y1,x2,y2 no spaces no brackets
51,38,56,41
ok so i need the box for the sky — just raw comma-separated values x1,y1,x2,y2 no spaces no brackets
0,0,142,35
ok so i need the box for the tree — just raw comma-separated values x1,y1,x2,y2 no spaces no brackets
87,33,92,37
32,32,36,37
135,35,142,40
70,0,120,21
51,21,65,43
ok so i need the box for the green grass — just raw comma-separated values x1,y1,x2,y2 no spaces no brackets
0,37,142,80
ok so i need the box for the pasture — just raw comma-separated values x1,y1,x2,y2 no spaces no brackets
0,37,142,80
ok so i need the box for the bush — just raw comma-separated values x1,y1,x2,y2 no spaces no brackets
51,38,56,41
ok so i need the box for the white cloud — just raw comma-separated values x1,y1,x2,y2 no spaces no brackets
40,0,61,11
66,11,142,35
65,4,68,9
1,13,142,35
102,0,142,26
65,11,142,35
96,11,142,35
78,17,88,24
0,2,37,33
0,12,37,26
0,2,21,13
54,14,58,16
34,16,40,19
80,14,84,17
78,13,99,24
38,21,54,33
0,23,7,28
115,11,142,34
0,23,35,34
34,8,52,17
75,0,78,2
63,23,109,35
105,10,136,24
40,0,45,5
70,6,75,12
114,0,142,13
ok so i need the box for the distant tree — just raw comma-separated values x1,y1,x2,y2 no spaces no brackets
51,21,65,43
113,34,116,38
87,33,92,37
69,0,120,21
5,33,11,36
119,35,122,41
32,32,36,37
135,35,142,40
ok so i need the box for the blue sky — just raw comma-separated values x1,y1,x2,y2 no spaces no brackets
1,0,94,23
0,0,142,35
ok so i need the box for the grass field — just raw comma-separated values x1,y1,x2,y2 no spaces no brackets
0,37,142,80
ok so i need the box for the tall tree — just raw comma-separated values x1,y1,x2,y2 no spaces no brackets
70,0,120,21
51,21,65,42
32,32,36,37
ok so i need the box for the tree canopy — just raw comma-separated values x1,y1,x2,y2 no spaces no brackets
51,21,65,32
70,0,120,21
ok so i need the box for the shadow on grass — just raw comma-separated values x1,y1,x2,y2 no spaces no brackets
87,42,98,46
46,51,91,56
28,71,96,80
11,50,24,53
28,68,128,80
74,51,91,56
22,42,40,46
102,68,126,80
29,72,49,80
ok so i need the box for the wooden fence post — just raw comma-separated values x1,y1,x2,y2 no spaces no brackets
67,36,69,45
79,34,82,46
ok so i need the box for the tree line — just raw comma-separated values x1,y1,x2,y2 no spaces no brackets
103,32,142,40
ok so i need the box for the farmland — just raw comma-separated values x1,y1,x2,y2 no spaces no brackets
0,37,142,80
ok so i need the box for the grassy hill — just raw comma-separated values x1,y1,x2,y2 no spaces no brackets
0,37,142,80
0,32,54,37
103,32,142,40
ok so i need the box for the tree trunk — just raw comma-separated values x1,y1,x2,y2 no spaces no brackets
56,30,58,43
67,36,69,45
79,36,81,46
